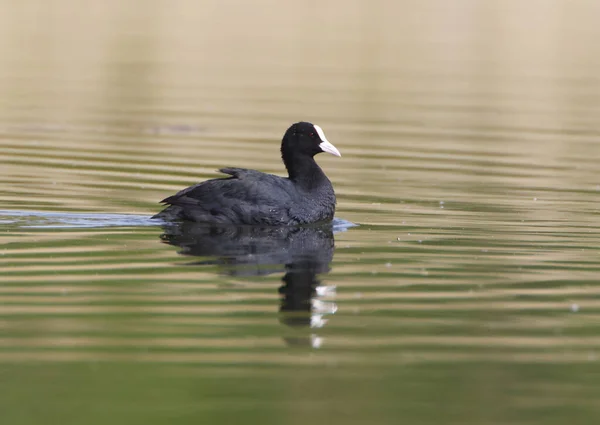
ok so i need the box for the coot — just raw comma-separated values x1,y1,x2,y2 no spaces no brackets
153,122,341,225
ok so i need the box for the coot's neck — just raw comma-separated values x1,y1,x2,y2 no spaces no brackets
284,153,330,191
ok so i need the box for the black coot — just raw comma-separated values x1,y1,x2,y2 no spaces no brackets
153,122,341,225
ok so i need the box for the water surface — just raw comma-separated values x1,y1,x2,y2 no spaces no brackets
2,1,600,424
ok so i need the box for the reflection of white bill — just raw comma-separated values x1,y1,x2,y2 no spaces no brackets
315,285,337,298
310,335,324,349
309,285,338,347
310,314,328,329
312,299,338,315
311,285,338,333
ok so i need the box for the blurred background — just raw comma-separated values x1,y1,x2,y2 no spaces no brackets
1,1,600,424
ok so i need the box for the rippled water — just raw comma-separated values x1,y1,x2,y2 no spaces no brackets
2,1,600,424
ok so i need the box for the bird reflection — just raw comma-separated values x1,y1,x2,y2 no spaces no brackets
159,222,340,347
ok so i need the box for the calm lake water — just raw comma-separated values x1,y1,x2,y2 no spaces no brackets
2,1,600,424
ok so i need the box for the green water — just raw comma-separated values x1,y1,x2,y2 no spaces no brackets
2,0,600,424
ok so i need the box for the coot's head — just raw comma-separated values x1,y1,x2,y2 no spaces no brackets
282,122,341,159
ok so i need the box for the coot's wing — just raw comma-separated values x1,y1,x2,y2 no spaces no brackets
159,168,296,224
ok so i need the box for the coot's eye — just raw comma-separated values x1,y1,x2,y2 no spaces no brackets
309,132,315,138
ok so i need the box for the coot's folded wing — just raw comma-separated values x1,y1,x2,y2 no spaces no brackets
159,168,296,225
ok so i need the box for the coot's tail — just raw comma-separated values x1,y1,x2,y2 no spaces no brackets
152,205,186,221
